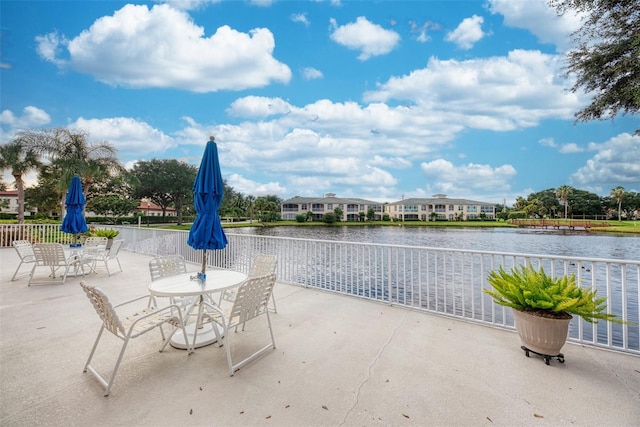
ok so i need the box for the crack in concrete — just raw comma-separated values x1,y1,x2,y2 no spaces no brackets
339,311,408,426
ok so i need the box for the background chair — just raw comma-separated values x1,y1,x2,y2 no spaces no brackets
149,255,190,307
29,243,85,285
206,273,277,376
220,254,278,312
84,236,108,248
83,239,124,276
11,240,36,281
79,281,191,396
149,254,187,281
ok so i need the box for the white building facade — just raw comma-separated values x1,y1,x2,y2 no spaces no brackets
281,193,385,221
385,194,495,221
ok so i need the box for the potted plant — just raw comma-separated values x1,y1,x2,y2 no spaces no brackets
92,228,120,249
484,264,627,364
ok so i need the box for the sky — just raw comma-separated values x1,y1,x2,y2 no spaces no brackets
1,0,639,205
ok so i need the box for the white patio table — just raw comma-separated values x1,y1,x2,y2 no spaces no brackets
148,270,248,350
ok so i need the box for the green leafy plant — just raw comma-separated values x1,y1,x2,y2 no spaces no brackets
92,228,120,239
484,264,626,324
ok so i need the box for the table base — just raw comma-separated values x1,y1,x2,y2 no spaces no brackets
170,322,224,350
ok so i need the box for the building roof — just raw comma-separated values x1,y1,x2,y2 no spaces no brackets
386,197,495,206
282,195,383,206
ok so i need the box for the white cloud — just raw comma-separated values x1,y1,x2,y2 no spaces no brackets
487,0,580,52
571,133,640,189
301,67,323,80
538,137,556,147
329,16,400,61
227,96,293,118
370,155,412,169
160,0,222,11
409,20,440,44
0,106,51,130
34,31,68,66
36,4,291,92
226,173,286,196
291,13,310,26
420,159,517,195
364,49,582,131
69,117,175,158
445,15,486,50
559,143,582,153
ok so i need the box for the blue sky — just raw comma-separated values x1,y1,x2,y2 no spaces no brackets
1,0,638,205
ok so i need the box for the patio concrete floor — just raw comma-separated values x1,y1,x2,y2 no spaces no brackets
1,247,639,427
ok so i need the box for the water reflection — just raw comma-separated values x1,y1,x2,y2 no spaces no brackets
231,226,640,260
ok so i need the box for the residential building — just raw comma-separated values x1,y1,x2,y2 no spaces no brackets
281,193,385,221
0,190,22,216
135,198,176,217
385,194,496,221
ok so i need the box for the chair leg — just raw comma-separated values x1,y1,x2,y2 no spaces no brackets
28,265,37,286
11,260,25,281
103,337,132,396
84,326,105,373
269,293,278,313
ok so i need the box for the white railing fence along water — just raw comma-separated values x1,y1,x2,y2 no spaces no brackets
2,224,638,355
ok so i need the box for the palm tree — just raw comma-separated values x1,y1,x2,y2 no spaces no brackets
610,186,625,221
0,141,42,223
555,185,572,219
245,195,256,223
18,128,123,211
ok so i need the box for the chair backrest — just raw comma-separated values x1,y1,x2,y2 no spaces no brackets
108,239,124,259
32,243,67,266
13,240,35,261
149,255,187,281
230,273,276,325
80,282,125,336
249,254,277,277
85,237,108,247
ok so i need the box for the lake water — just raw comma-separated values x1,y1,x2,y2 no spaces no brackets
229,225,640,261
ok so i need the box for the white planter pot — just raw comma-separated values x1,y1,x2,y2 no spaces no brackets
513,309,571,356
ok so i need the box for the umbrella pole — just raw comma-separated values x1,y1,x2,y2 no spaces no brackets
201,250,207,274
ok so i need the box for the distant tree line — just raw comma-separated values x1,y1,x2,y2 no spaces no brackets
497,186,640,221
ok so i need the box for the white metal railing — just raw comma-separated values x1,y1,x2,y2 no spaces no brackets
2,223,639,355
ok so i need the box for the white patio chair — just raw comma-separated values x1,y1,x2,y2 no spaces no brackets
11,240,36,281
83,239,124,276
84,236,108,248
149,255,190,307
220,254,278,313
205,273,277,376
149,254,187,281
28,243,86,285
79,281,192,396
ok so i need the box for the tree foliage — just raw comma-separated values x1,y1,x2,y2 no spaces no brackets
87,195,139,224
549,0,640,128
131,159,197,225
0,141,42,223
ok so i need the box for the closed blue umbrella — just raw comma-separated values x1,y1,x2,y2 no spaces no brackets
187,137,228,274
61,176,88,245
